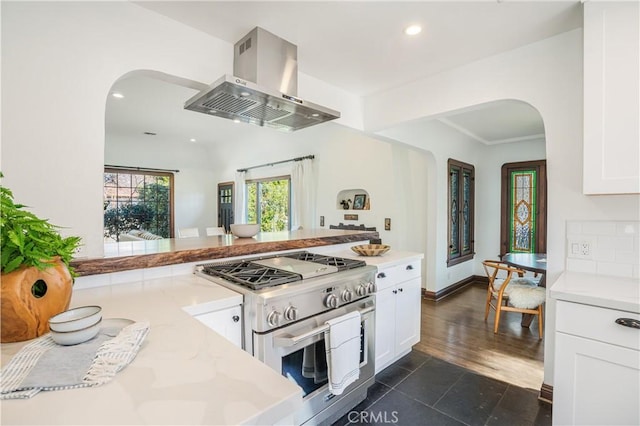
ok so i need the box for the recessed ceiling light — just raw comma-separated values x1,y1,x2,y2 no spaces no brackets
404,25,422,36
190,138,196,143
112,92,124,99
233,119,241,124
311,113,320,117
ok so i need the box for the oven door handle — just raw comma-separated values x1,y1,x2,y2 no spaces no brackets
274,305,374,348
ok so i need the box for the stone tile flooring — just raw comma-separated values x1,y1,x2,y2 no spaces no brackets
333,350,552,426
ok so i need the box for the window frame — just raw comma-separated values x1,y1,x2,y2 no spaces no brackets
500,160,547,256
447,159,475,267
245,175,292,231
103,167,175,240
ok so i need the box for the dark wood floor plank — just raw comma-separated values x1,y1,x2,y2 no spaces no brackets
416,284,544,390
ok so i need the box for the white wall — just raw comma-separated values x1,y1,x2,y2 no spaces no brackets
205,123,430,260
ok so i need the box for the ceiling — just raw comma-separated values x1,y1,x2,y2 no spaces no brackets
107,1,582,146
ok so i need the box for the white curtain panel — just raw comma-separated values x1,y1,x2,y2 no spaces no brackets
291,158,316,230
234,171,246,224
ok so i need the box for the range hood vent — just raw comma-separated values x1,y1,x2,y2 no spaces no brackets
185,27,340,132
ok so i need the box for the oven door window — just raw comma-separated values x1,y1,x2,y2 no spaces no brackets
282,324,365,397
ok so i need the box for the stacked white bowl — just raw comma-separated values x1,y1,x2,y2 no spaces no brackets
48,306,102,345
230,224,260,238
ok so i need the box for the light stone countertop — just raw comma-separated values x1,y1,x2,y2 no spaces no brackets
310,246,424,268
550,271,640,313
0,274,302,425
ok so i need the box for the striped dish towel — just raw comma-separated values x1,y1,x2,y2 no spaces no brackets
324,311,361,396
1,321,149,399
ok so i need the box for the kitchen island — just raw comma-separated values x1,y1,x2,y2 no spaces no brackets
0,274,302,425
73,229,379,276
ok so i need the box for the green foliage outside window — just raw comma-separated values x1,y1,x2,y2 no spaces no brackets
103,171,171,240
246,178,290,232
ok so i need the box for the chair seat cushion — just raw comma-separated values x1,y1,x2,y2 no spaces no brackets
491,277,538,296
508,286,546,309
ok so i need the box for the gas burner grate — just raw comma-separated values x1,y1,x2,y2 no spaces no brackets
202,261,302,290
283,252,366,271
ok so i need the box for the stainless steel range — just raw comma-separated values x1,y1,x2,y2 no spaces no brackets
195,251,377,426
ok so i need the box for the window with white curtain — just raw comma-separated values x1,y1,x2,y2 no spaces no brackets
245,176,291,232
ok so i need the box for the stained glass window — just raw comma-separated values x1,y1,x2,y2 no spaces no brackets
509,170,537,253
450,168,460,257
500,161,547,256
448,159,475,266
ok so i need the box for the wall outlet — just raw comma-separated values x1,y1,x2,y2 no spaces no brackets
568,238,594,259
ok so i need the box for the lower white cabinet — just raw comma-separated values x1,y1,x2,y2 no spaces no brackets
194,304,243,348
554,300,640,425
374,259,422,373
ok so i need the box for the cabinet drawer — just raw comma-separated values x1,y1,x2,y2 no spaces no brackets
556,300,640,351
376,260,421,290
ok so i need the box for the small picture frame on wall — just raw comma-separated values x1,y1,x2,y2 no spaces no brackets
353,194,366,210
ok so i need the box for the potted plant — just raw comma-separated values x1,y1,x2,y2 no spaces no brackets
1,173,82,342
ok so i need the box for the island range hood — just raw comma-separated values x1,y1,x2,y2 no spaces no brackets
185,27,340,132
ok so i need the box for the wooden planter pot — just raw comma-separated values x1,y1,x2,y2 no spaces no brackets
1,259,73,343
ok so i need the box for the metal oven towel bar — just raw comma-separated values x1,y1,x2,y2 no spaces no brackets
274,305,374,347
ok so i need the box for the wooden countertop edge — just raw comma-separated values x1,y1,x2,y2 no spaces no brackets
71,231,379,276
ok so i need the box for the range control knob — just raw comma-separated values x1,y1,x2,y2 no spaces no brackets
283,306,299,321
356,284,368,297
367,281,377,293
266,310,281,327
341,289,353,303
324,294,339,309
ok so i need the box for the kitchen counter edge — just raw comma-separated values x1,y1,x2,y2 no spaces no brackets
0,274,302,425
72,229,379,276
550,271,640,313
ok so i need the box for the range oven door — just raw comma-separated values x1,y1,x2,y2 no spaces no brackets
253,298,375,425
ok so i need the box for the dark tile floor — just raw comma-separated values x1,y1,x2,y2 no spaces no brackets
333,350,552,426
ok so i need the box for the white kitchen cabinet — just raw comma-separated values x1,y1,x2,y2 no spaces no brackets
583,1,640,194
194,304,243,348
553,300,640,425
374,258,422,373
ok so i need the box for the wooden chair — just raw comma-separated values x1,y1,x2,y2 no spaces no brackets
205,227,226,236
482,260,546,339
177,227,200,238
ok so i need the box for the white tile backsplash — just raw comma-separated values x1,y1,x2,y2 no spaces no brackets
567,220,640,278
581,221,617,236
566,258,598,274
616,222,639,235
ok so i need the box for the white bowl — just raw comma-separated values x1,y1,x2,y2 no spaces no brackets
49,306,102,332
50,318,102,346
230,224,260,238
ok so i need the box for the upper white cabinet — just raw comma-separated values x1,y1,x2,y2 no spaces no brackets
583,1,640,194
